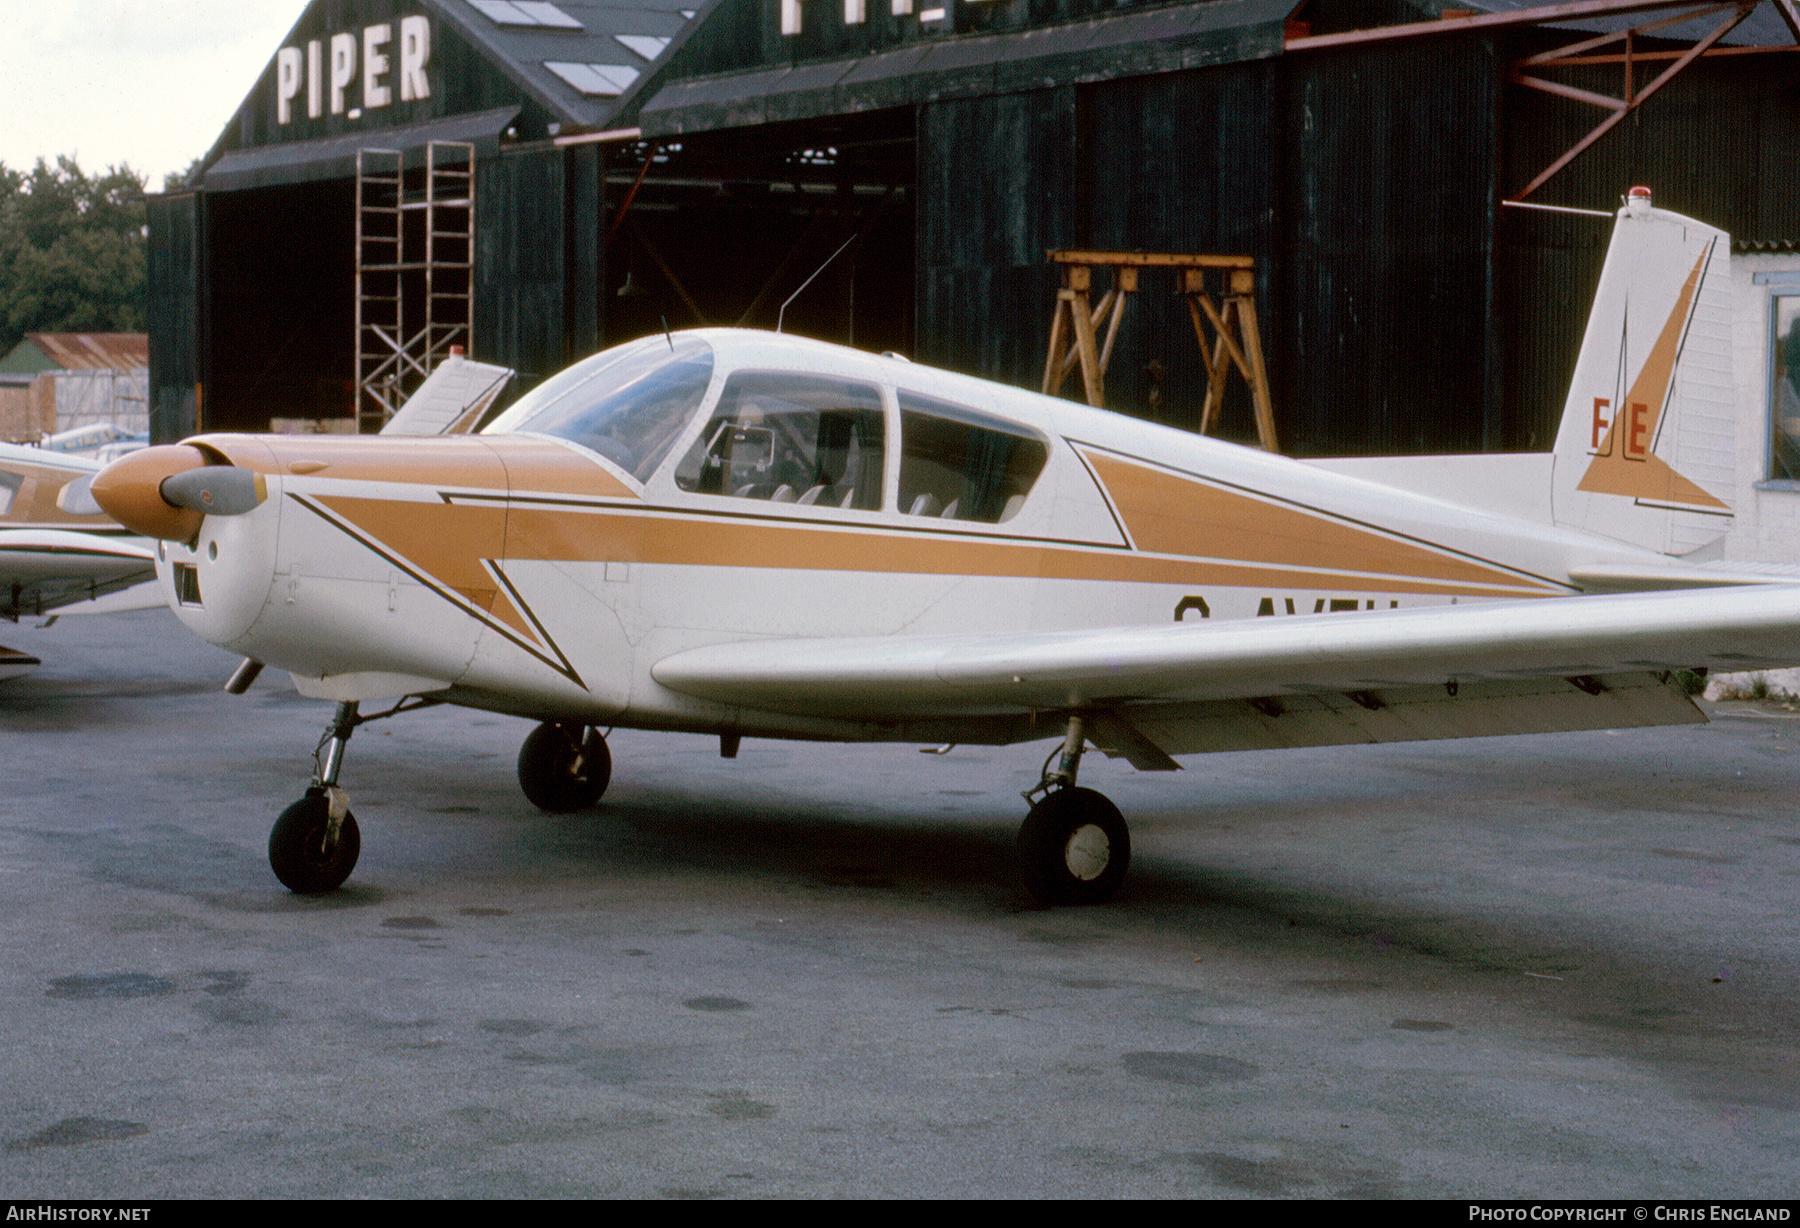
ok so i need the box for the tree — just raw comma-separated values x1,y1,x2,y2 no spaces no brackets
0,157,148,356
163,157,206,193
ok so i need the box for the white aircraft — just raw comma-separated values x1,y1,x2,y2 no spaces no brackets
89,190,1800,903
0,442,160,679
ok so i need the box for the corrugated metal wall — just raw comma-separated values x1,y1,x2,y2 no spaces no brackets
1078,62,1279,438
915,41,1505,457
1283,41,1500,456
475,147,570,389
146,193,205,444
916,87,1081,383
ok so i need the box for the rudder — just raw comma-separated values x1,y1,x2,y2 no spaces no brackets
1550,188,1734,555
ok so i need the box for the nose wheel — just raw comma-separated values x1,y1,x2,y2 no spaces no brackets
269,700,366,894
265,695,441,894
269,787,362,894
518,722,612,812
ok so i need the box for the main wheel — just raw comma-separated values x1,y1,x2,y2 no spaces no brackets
518,722,612,813
269,788,361,894
1018,787,1130,906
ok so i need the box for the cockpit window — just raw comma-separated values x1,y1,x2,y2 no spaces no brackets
674,371,886,511
483,335,714,483
898,391,1046,523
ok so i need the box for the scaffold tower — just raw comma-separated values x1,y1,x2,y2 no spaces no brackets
355,141,475,432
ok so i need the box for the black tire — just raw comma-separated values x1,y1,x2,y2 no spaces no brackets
518,722,611,813
1018,786,1130,906
269,788,361,894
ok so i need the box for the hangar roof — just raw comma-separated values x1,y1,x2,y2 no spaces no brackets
202,0,698,191
1411,0,1795,43
0,335,149,376
620,0,1799,137
433,0,697,124
632,0,1295,136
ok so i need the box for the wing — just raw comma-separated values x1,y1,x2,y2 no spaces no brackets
653,586,1800,762
0,529,158,619
0,443,158,618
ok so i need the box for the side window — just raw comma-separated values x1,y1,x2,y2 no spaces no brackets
1773,294,1800,481
898,392,1047,523
674,372,886,510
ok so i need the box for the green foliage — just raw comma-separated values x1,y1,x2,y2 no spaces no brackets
163,158,206,194
0,157,149,356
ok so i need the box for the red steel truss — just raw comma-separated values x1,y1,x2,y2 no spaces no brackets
1285,0,1800,200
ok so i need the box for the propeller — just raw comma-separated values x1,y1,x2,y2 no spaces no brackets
159,466,267,516
91,445,270,543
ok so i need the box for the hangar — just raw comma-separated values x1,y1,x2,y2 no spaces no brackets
151,0,1800,475
149,0,697,440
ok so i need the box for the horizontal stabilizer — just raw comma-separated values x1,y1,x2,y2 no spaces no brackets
0,644,41,682
380,357,516,436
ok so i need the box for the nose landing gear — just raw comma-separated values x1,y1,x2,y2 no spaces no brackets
269,700,363,894
266,695,443,894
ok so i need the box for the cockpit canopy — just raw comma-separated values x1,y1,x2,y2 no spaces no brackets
486,332,1048,523
483,334,715,483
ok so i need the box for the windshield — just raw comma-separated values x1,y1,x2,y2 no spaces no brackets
483,335,715,483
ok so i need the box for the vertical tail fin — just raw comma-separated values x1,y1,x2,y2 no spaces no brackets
1551,188,1734,555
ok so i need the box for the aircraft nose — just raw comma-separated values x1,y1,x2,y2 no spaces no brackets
90,444,266,543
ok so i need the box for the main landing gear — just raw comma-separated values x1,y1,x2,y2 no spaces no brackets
1018,715,1130,906
517,722,612,813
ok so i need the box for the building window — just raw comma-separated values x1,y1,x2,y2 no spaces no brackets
1772,292,1800,481
615,35,671,60
469,1,584,29
544,62,641,96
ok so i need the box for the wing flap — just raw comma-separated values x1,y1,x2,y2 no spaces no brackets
1104,671,1701,758
1570,559,1800,592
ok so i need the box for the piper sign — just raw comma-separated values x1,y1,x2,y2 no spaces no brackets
276,15,432,123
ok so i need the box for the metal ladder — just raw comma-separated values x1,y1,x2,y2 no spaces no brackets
354,141,475,432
